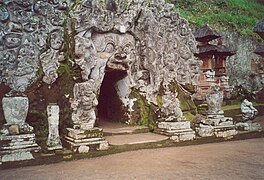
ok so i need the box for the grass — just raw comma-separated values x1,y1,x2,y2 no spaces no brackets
170,0,264,39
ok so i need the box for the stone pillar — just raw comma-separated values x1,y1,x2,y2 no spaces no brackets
47,104,62,151
0,95,40,164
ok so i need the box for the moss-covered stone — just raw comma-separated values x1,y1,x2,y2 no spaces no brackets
130,89,156,130
168,81,197,114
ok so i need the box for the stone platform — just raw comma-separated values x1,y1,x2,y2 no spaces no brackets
64,128,108,153
0,133,40,164
154,121,195,142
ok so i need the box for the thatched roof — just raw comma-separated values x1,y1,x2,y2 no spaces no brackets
195,44,235,57
194,24,221,42
254,45,264,57
253,20,264,39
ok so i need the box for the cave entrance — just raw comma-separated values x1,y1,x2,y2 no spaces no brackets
97,70,127,123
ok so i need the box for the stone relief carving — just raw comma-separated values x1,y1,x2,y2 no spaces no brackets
71,80,98,129
72,0,201,122
91,33,136,83
161,91,184,122
0,0,201,125
0,0,69,92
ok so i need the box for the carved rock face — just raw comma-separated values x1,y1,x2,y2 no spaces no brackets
0,0,68,91
92,33,136,72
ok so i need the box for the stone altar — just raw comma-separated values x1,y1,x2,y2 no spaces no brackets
196,85,237,138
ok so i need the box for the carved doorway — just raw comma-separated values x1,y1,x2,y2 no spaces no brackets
98,70,127,122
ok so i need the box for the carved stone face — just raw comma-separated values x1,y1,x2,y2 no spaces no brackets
50,29,63,50
92,33,135,71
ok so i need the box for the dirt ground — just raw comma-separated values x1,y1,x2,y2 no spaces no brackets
1,138,264,180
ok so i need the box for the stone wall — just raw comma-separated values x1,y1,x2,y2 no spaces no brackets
0,0,202,128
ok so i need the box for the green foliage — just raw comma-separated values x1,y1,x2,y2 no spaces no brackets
171,0,264,38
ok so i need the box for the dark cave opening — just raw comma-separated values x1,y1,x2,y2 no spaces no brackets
97,70,127,122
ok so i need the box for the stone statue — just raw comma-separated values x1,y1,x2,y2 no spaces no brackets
161,92,183,121
206,84,223,114
71,80,98,130
241,99,258,121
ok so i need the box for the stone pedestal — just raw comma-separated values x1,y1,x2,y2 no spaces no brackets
154,121,195,142
196,85,237,139
0,96,40,164
196,115,237,138
64,128,109,153
0,134,40,164
47,104,62,151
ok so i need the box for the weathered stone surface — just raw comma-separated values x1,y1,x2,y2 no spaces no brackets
205,84,223,114
154,128,195,142
236,121,262,132
223,32,264,93
214,127,237,138
71,0,201,124
67,128,103,139
241,99,258,121
196,125,214,137
71,80,98,129
0,133,40,163
98,141,109,151
64,136,108,153
157,122,190,130
2,96,29,124
196,85,237,138
78,145,90,153
47,104,62,150
0,0,69,91
8,125,19,135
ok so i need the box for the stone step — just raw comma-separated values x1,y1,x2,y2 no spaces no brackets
98,121,150,136
105,132,168,146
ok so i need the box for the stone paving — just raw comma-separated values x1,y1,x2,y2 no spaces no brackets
1,138,263,180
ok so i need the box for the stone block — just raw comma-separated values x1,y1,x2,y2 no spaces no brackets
157,121,191,130
170,131,196,142
98,141,109,150
67,128,103,139
214,129,237,138
8,125,19,135
78,146,90,153
196,126,214,137
236,122,262,132
154,128,195,142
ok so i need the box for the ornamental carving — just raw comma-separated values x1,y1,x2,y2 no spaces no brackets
0,0,69,91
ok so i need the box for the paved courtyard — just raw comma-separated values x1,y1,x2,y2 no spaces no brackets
1,138,264,180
